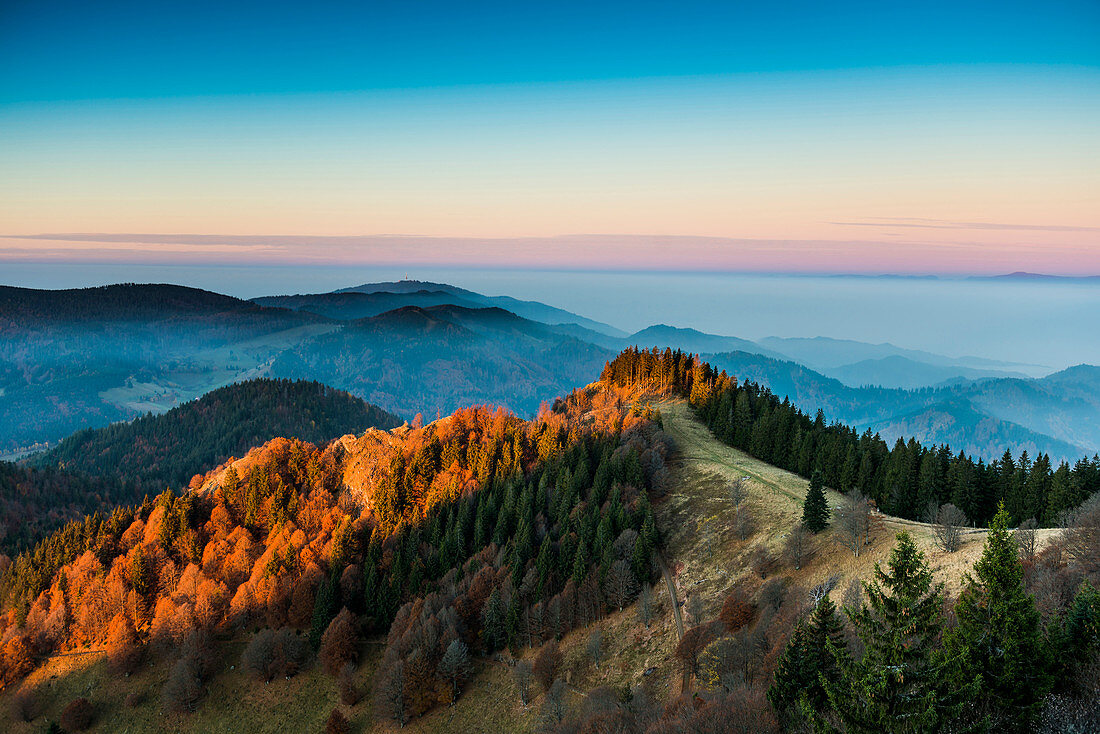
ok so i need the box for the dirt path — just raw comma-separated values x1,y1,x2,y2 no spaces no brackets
657,553,685,641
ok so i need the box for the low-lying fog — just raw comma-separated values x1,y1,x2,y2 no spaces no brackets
4,263,1098,371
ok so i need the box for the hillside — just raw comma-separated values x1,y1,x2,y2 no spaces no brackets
2,384,1093,733
0,379,671,731
0,462,135,556
270,305,614,419
29,379,402,493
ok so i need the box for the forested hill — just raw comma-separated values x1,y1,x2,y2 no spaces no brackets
30,379,402,493
603,347,1100,528
0,283,321,330
0,381,667,724
0,462,134,556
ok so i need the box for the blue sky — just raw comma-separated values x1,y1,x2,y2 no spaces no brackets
3,0,1097,101
0,1,1097,274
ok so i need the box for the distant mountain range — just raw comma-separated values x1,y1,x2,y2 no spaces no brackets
261,279,626,337
268,304,613,420
0,284,331,454
976,271,1100,282
701,350,1097,462
2,279,1097,464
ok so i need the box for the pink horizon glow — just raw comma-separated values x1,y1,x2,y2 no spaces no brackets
0,229,1097,276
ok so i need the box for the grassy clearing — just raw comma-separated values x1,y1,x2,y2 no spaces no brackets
99,324,339,415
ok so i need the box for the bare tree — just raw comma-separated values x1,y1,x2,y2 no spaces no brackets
759,577,788,611
533,640,562,692
686,594,706,625
375,659,408,727
539,678,569,728
337,662,360,705
162,652,202,713
606,560,639,611
729,477,749,510
783,523,813,571
162,631,212,713
1062,494,1100,578
587,628,603,669
841,577,862,614
512,660,534,706
835,491,874,557
932,503,968,553
241,629,277,680
809,574,841,606
735,505,754,542
1015,517,1039,562
438,639,471,704
749,545,778,579
637,583,655,627
11,688,39,722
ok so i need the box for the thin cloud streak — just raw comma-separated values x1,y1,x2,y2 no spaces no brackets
2,233,1097,275
832,218,1100,233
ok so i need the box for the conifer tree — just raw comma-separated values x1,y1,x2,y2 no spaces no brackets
482,589,506,652
803,471,830,532
309,575,337,650
768,597,848,725
572,540,589,587
769,619,811,718
939,506,1052,731
1054,580,1100,693
823,532,949,733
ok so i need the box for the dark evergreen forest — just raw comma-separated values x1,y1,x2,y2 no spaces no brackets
31,378,401,492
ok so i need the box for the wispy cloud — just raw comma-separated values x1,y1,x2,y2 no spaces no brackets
831,218,1100,233
2,232,1097,276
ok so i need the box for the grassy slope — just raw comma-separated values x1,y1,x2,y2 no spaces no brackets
0,398,1059,731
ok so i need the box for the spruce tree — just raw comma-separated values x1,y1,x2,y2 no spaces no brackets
309,575,337,650
939,506,1051,731
481,589,506,652
802,471,830,532
768,596,849,725
1055,580,1100,692
769,619,811,718
823,532,949,733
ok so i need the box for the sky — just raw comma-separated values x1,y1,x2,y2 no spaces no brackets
1,0,1098,274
